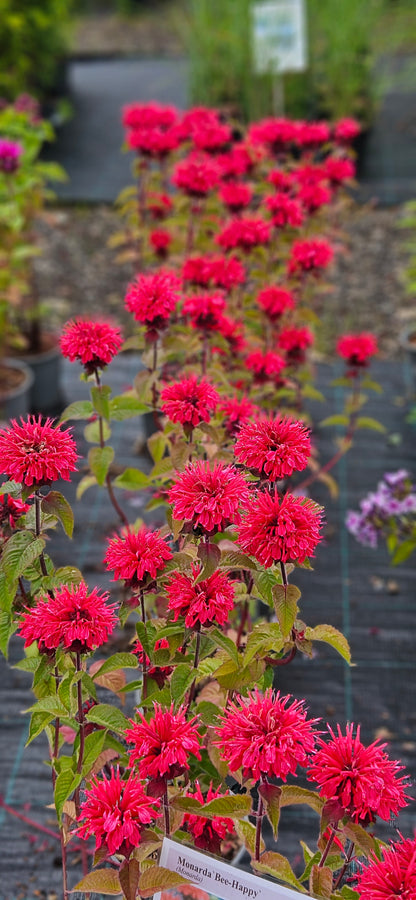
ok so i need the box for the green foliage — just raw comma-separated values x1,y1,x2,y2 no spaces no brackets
0,0,73,100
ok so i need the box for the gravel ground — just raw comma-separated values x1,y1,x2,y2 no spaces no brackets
33,201,414,359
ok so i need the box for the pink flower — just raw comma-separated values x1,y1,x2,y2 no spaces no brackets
219,395,259,435
127,126,179,158
126,703,202,780
248,118,297,152
169,460,250,533
0,495,30,529
324,155,356,185
337,332,378,367
295,121,331,149
234,415,311,480
182,254,245,291
215,689,318,781
173,154,220,197
0,416,78,487
192,122,232,154
122,102,178,130
246,350,286,383
149,227,172,258
18,583,117,653
220,182,252,213
215,314,246,354
0,138,23,173
298,182,332,213
265,192,304,229
288,238,334,276
160,376,220,428
256,286,295,321
147,191,173,220
124,269,180,334
78,768,160,857
308,724,409,824
216,217,271,253
238,490,323,566
59,318,123,371
167,565,235,628
355,836,416,899
104,526,173,587
278,325,314,364
182,782,235,853
333,117,361,145
267,169,295,192
182,292,226,331
217,143,261,179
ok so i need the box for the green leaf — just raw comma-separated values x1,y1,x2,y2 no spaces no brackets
209,627,239,665
1,532,45,582
92,653,138,677
84,419,112,444
139,866,192,898
310,864,333,899
76,474,97,499
302,384,325,402
304,624,351,664
355,416,386,433
26,696,69,717
109,393,148,421
254,851,307,892
259,782,282,840
54,768,82,821
197,542,221,580
81,729,107,777
235,820,264,857
392,539,416,565
196,700,221,725
273,584,300,639
88,446,114,486
73,869,122,895
26,710,54,745
170,663,195,704
91,384,112,420
53,566,84,587
113,468,150,491
361,376,383,393
244,624,284,664
320,414,349,428
85,703,130,735
0,609,17,657
0,480,21,497
0,571,16,614
119,858,140,900
220,550,257,570
252,570,279,607
59,400,93,422
279,785,324,814
343,821,378,857
172,794,252,819
41,491,74,538
147,431,168,464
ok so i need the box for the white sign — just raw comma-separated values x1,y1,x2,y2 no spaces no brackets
156,837,303,900
252,0,307,75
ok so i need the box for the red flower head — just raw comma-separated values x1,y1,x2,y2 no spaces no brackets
78,768,160,857
147,191,173,220
267,169,295,192
333,117,361,145
160,375,220,428
0,416,78,487
246,350,286,383
18,582,117,653
133,637,173,687
298,182,332,214
295,120,331,149
215,314,246,355
307,724,410,824
173,154,220,197
0,138,23,173
0,494,30,529
104,526,173,588
265,192,304,229
179,107,220,138
217,142,261,179
220,182,252,214
124,269,180,336
166,564,235,628
126,703,202,781
219,395,259,436
149,227,172,259
59,318,123,372
214,688,318,781
234,415,311,480
324,155,356,186
192,121,232,154
122,102,178,131
182,254,245,291
182,782,236,854
288,238,334,276
278,325,314,364
238,490,323,566
127,126,179,158
182,292,226,331
216,217,271,253
337,332,378,368
169,459,250,534
256,286,295,321
293,162,326,185
355,836,416,900
248,118,297,153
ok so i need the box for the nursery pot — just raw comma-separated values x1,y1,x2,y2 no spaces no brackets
0,358,34,421
19,334,64,414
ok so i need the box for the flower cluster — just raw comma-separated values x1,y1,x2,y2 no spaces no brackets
346,469,416,550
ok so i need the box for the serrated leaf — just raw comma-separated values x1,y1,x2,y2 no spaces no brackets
139,866,192,898
1,532,45,582
91,384,112,420
304,625,351,664
310,864,333,898
279,785,324,813
41,491,74,538
26,710,54,745
273,584,300,639
81,729,107,777
113,468,150,491
72,868,122,895
172,793,252,819
343,821,378,857
320,414,349,428
59,400,93,422
235,820,264,857
0,571,16,615
244,624,284,665
147,431,167,464
220,550,257,570
170,663,195,704
91,653,138,677
209,627,239,665
252,570,279,607
355,416,386,433
85,702,130,735
110,393,148,421
254,851,307,892
26,696,69,717
54,768,82,821
76,474,97,499
88,446,114,486
53,566,84,587
196,700,221,725
197,542,221,580
259,782,282,840
0,480,21,497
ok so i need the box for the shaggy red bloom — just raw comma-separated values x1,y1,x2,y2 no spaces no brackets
278,325,314,363
0,138,23,173
288,238,334,275
256,286,295,321
337,332,378,367
355,837,416,900
234,415,311,480
127,126,179,158
219,395,259,435
182,292,226,331
167,565,235,628
124,269,180,334
182,782,235,853
333,117,361,145
104,526,173,587
182,254,245,291
216,217,271,253
160,376,219,427
126,703,202,780
324,155,356,185
248,117,297,152
147,191,173,220
293,162,326,185
217,143,260,179
215,689,318,781
0,416,78,487
265,192,304,229
18,582,117,653
238,490,323,566
308,724,409,824
295,120,331,149
149,227,172,259
122,102,178,131
267,169,295,192
173,154,220,197
78,768,160,857
0,495,30,529
298,182,332,213
220,182,252,213
179,106,220,137
59,318,123,371
169,460,250,533
192,122,232,154
246,350,286,383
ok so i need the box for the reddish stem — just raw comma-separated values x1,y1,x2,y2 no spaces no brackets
94,370,129,528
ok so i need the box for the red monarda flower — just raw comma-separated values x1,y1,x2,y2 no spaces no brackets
220,182,252,213
238,490,323,566
104,526,173,587
248,117,297,153
219,395,259,435
217,142,260,179
192,122,232,154
265,192,304,229
0,495,30,529
182,255,245,291
18,583,117,653
215,689,318,781
256,286,295,321
355,836,416,900
160,376,220,428
182,292,226,331
169,460,250,533
307,724,409,824
216,217,271,253
126,126,179,158
149,227,172,257
124,269,180,334
173,154,220,197
336,332,378,367
78,768,160,857
333,117,361,145
278,325,314,364
293,162,326,185
166,565,235,628
298,182,332,214
295,120,331,149
268,169,295,192
234,415,311,480
0,416,78,487
324,155,355,186
246,350,286,383
179,106,221,138
288,238,334,275
59,318,123,372
126,703,202,780
182,782,235,854
147,191,173,220
122,102,178,131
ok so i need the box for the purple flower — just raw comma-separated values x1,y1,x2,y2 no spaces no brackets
0,139,23,173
